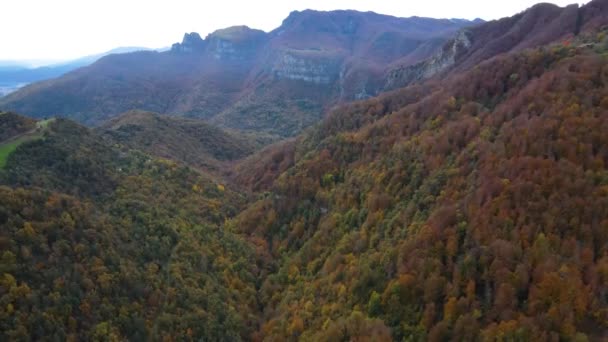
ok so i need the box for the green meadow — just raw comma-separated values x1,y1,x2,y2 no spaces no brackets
0,139,26,168
0,118,53,168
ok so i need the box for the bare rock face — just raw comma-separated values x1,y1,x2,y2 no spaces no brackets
171,27,267,61
385,30,472,90
171,32,206,53
272,51,342,84
206,26,267,61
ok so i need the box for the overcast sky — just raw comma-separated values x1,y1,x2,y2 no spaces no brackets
1,0,590,61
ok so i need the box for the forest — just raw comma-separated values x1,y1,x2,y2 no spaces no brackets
233,31,608,341
0,118,259,340
1,6,608,342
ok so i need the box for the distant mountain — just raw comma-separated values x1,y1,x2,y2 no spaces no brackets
0,47,153,96
0,11,479,137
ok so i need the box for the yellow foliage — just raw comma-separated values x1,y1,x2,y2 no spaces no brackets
288,316,304,337
443,297,458,322
23,222,36,238
447,96,458,110
1,273,16,289
288,265,300,281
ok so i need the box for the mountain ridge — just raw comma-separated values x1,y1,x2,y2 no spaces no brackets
0,10,479,137
384,1,604,89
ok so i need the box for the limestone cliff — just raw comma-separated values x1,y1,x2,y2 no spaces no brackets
171,26,266,61
206,26,267,61
171,32,206,53
384,29,472,90
272,51,342,84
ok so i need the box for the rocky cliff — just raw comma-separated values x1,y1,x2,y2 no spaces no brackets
385,29,472,90
171,32,206,53
272,51,342,84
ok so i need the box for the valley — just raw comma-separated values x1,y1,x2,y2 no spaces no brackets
1,0,608,341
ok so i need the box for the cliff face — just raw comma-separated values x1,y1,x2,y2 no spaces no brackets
207,27,267,61
171,32,206,53
272,51,342,84
385,30,472,90
171,26,267,61
267,10,475,93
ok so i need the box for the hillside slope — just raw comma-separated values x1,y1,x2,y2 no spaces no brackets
0,117,260,340
232,28,608,340
0,112,36,142
0,11,476,137
98,110,258,172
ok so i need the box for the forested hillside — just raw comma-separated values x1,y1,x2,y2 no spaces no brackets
1,1,608,341
99,110,261,173
0,117,259,340
0,112,36,141
233,30,608,340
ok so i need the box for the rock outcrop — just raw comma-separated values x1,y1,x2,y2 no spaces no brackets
171,32,206,53
385,30,472,90
272,51,342,84
206,26,267,61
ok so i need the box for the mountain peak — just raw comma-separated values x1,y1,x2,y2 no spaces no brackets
208,26,266,42
171,32,205,53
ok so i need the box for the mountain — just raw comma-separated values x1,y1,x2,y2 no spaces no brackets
0,47,153,97
385,1,608,89
98,110,259,172
230,22,608,340
2,1,608,340
0,11,478,137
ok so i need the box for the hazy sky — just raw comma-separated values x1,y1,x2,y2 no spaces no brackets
2,0,590,61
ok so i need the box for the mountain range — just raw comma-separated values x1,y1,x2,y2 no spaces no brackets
1,0,608,340
0,12,481,137
4,2,607,139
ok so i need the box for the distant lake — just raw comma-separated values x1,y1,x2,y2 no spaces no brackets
0,82,28,97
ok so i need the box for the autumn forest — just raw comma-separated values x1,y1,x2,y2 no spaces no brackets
1,0,608,341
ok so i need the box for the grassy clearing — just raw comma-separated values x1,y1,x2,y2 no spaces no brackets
0,118,53,168
37,118,55,129
0,134,44,168
0,139,26,168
